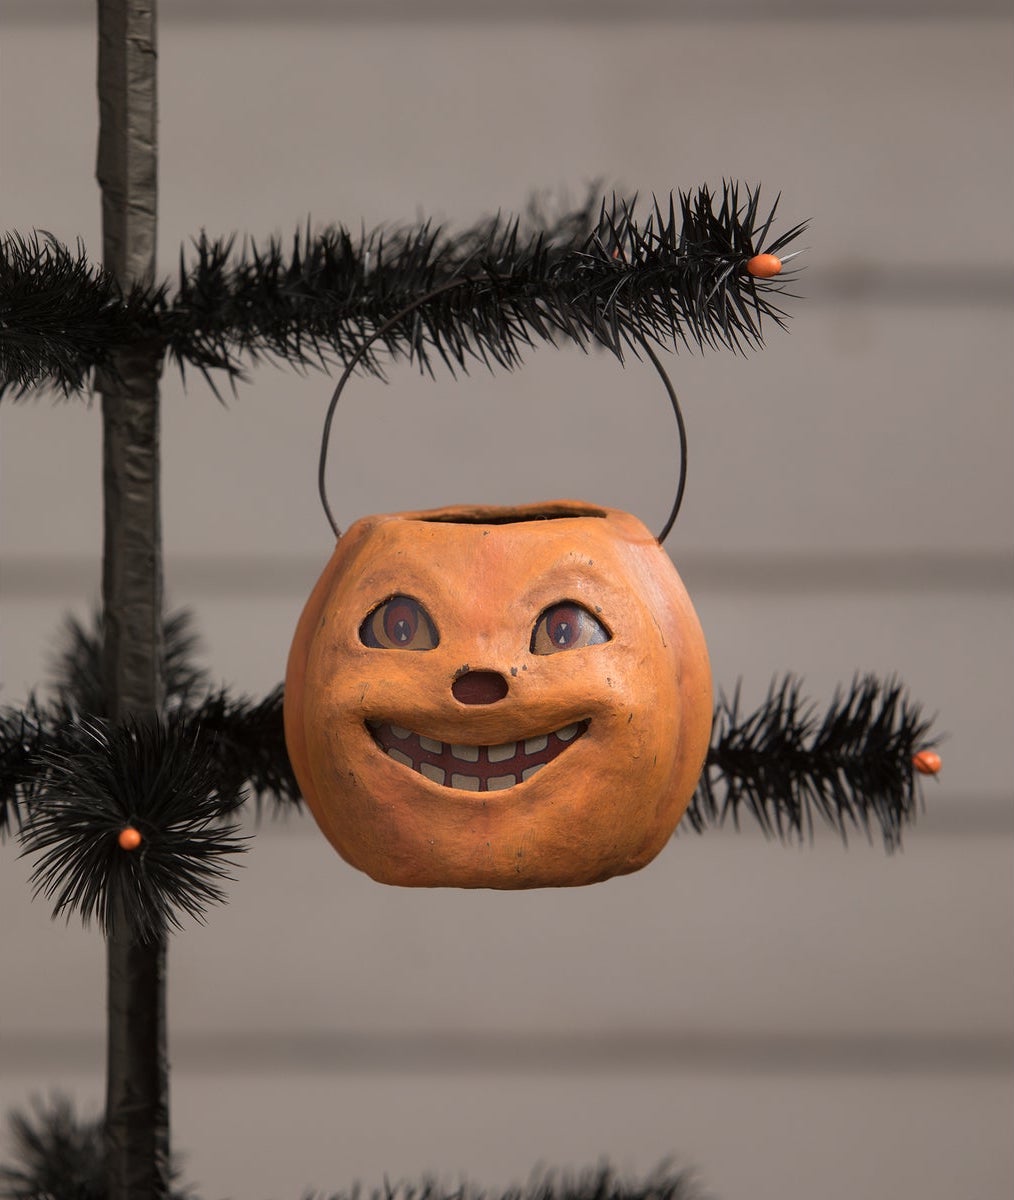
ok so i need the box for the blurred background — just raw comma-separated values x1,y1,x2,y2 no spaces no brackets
1,2,1012,1198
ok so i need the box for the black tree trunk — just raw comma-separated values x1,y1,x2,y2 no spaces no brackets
96,2,169,1197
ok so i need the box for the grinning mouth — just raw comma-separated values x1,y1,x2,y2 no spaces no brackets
366,719,589,791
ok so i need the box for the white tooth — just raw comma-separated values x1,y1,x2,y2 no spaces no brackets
419,735,442,754
487,775,516,791
450,774,481,791
522,764,546,782
420,763,446,785
388,749,413,768
524,734,548,754
557,723,580,741
451,743,479,762
390,725,412,740
488,741,517,763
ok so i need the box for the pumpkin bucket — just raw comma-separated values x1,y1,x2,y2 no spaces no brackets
284,499,712,888
284,283,711,887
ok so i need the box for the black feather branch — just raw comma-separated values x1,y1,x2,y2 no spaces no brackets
0,231,162,396
47,607,299,809
19,714,247,942
687,675,936,850
0,688,300,844
184,686,301,814
2,606,938,933
3,607,294,936
0,1100,707,1200
0,697,49,839
2,610,299,841
302,1165,713,1200
4,654,936,869
0,1094,199,1200
1,185,804,396
47,606,211,719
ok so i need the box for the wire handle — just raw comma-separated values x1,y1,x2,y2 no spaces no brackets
318,278,688,543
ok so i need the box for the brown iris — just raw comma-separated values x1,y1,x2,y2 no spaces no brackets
531,602,610,655
360,595,439,650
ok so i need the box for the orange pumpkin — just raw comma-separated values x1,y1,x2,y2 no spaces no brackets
284,500,712,888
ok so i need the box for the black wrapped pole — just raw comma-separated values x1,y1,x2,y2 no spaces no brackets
96,2,169,1197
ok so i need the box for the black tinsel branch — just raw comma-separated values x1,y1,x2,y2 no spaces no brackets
1,606,297,936
686,675,936,850
3,670,935,874
1,184,804,396
19,714,248,943
0,1094,198,1200
1,608,202,836
302,1165,713,1200
0,1097,711,1200
0,698,49,839
2,686,299,938
48,606,211,719
1,607,937,928
0,232,162,395
1,687,299,830
182,685,301,813
1,610,300,839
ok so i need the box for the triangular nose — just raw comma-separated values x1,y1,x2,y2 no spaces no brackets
452,670,509,705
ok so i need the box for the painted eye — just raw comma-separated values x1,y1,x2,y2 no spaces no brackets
531,602,610,655
360,595,439,650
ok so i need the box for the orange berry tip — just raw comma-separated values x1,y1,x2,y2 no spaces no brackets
746,253,782,278
912,750,942,776
118,826,143,851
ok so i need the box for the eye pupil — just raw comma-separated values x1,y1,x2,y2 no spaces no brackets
548,605,581,647
384,601,418,644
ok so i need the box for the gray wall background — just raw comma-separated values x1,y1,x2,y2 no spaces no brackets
1,3,1012,1198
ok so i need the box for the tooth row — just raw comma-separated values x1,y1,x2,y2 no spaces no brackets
409,732,578,763
418,732,481,761
408,761,548,790
384,721,582,767
487,728,577,761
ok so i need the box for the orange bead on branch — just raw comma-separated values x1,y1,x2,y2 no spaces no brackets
912,749,942,776
118,826,143,851
746,253,782,278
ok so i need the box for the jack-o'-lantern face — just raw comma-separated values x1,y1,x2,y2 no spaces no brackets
284,500,712,888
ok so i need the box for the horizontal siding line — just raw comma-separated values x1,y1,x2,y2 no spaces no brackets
246,796,1013,838
672,551,1014,594
808,264,1014,306
3,551,1011,600
10,1,1012,24
4,1029,1012,1077
677,795,1014,839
